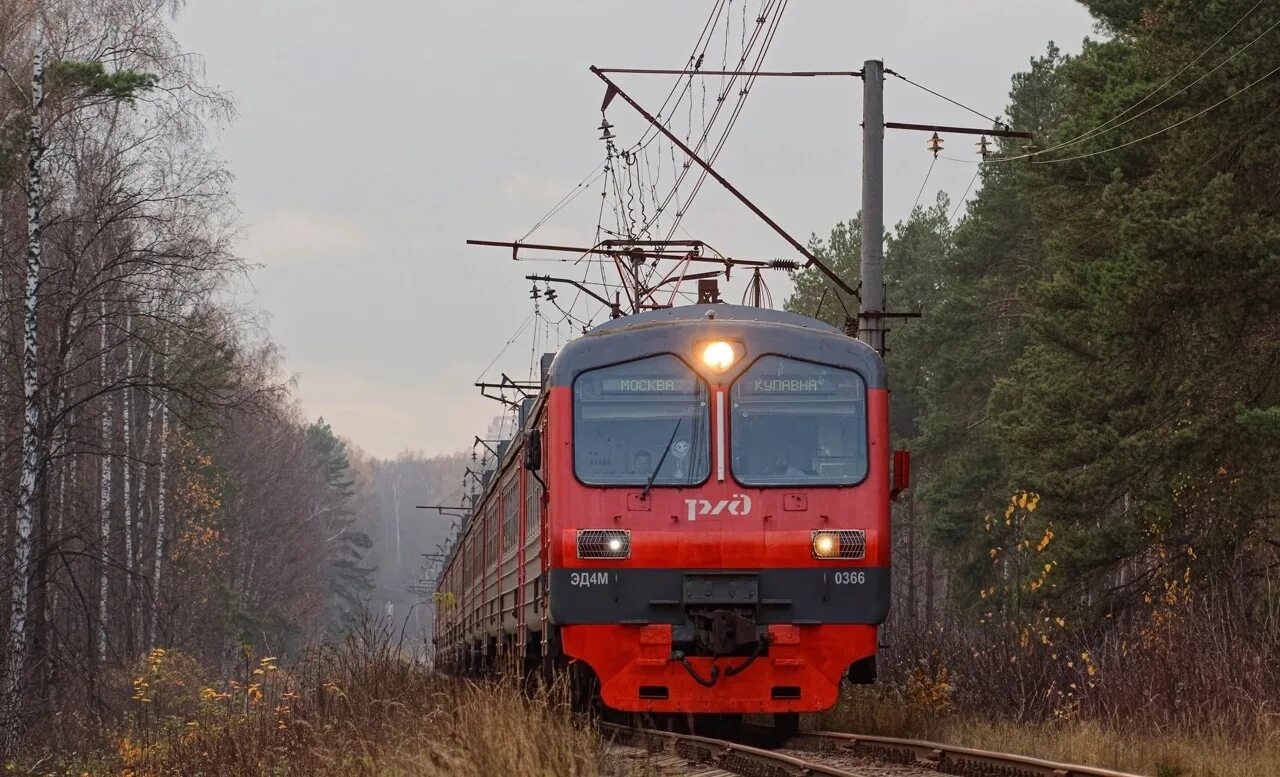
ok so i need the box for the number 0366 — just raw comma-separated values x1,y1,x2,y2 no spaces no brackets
833,571,866,585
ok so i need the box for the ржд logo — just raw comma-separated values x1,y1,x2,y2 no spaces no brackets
684,494,752,521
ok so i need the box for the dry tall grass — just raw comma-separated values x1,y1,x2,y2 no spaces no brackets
815,668,1280,777
829,581,1280,777
24,627,604,776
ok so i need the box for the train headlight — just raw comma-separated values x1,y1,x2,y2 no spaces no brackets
700,340,737,372
811,529,867,560
577,529,630,559
812,531,840,558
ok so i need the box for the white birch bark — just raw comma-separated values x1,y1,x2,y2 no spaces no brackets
136,346,155,638
50,422,67,625
98,302,113,663
147,341,169,650
5,40,44,751
122,316,134,628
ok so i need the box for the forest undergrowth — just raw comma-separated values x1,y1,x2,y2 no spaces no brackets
16,621,603,777
815,611,1280,777
16,611,1280,776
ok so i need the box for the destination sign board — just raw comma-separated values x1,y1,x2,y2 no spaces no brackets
747,378,827,393
738,373,862,396
599,377,698,394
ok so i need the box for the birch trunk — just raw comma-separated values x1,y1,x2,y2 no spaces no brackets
147,342,169,650
122,318,134,652
51,433,65,619
4,42,45,752
122,317,134,571
98,302,113,663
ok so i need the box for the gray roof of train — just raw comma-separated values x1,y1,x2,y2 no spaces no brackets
547,304,886,389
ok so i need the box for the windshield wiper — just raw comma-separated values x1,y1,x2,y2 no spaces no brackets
641,420,682,500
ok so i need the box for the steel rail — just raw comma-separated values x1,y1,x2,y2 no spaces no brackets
601,722,861,777
791,730,1147,777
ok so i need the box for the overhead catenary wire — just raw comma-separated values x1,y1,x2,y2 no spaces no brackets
524,172,616,342
910,155,938,213
509,0,789,332
1002,0,1272,163
518,164,606,242
986,8,1280,164
949,168,980,222
544,175,613,327
642,0,787,240
886,69,1011,130
1026,59,1280,165
885,5,1274,171
932,47,1280,171
475,311,535,383
515,0,734,245
1188,98,1280,175
699,1,789,165
632,0,731,153
658,0,789,243
528,295,541,381
639,0,783,234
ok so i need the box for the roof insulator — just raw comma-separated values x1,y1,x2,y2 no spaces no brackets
927,131,944,158
976,135,992,160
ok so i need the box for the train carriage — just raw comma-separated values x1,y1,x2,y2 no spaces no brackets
433,303,904,726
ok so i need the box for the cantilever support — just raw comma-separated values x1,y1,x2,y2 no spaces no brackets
589,66,859,300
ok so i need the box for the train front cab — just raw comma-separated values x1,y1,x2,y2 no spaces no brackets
542,306,892,717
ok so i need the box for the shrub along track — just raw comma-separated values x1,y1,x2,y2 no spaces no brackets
602,723,1148,777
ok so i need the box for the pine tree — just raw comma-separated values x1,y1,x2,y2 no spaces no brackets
306,420,376,635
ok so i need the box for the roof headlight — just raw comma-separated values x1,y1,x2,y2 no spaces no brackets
700,340,738,373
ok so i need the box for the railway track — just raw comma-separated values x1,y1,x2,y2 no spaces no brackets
601,722,1147,777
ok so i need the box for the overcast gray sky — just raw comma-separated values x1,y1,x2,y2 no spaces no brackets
173,1,1097,459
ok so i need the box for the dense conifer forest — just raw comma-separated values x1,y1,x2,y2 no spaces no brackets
788,0,1280,734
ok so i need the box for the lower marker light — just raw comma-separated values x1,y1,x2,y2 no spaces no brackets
577,529,631,559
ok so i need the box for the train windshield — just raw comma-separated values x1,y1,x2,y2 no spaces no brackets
573,354,710,486
731,356,867,485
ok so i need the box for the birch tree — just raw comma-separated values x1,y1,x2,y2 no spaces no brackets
97,300,112,663
147,338,167,650
4,19,44,753
0,0,401,752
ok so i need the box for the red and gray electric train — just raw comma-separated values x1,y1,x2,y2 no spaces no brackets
432,304,904,730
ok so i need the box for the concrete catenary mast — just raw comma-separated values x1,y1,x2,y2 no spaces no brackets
859,59,886,355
